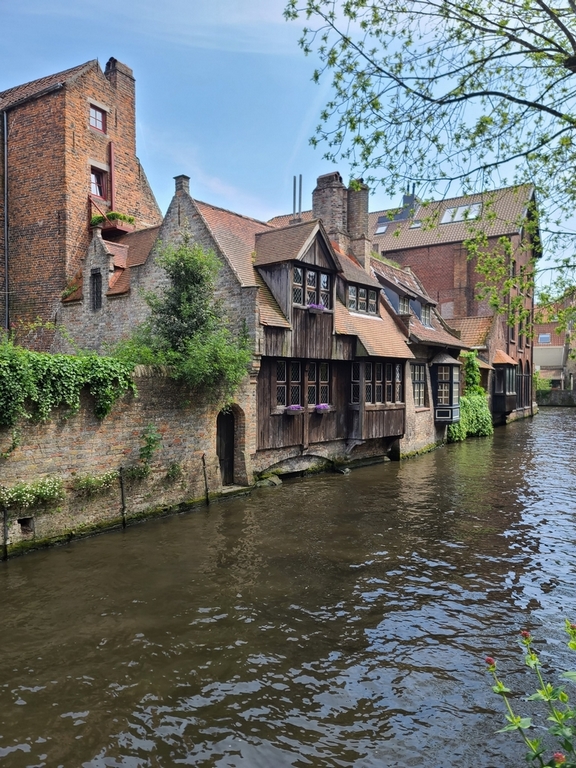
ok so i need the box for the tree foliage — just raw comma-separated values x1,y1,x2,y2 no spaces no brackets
285,0,576,216
113,237,251,404
447,352,493,441
285,0,576,311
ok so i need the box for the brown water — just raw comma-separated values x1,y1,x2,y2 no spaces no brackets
2,408,576,767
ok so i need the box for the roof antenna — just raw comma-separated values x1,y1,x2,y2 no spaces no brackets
293,176,297,223
298,174,302,222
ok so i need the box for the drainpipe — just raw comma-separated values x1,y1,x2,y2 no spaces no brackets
3,109,8,330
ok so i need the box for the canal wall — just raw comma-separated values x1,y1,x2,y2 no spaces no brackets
0,371,225,557
536,390,576,407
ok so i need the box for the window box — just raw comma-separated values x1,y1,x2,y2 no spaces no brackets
315,404,331,413
91,212,136,233
308,303,325,314
285,405,304,415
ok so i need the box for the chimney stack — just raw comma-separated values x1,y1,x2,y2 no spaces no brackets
347,179,371,271
312,172,348,251
174,175,190,195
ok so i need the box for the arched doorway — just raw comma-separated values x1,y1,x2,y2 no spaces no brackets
216,410,235,485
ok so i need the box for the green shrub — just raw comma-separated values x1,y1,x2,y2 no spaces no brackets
448,393,494,441
71,470,118,497
0,477,65,509
90,212,135,226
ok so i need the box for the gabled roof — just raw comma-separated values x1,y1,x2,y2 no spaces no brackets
371,257,434,304
448,316,493,348
0,60,95,110
330,242,382,289
255,274,290,328
334,300,414,359
372,185,534,250
267,210,314,228
194,200,273,287
116,226,161,267
407,312,464,349
254,220,328,267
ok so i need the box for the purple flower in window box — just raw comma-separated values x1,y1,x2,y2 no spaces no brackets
315,403,330,412
285,404,304,414
308,303,325,313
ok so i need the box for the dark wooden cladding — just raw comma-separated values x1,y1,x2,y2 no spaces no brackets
257,358,406,450
263,327,292,358
292,308,333,359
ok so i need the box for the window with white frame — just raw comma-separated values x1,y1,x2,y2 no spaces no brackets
440,203,482,224
89,105,106,133
421,304,432,326
399,296,410,314
348,285,378,315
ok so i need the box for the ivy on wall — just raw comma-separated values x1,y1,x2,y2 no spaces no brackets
447,351,494,442
0,334,136,428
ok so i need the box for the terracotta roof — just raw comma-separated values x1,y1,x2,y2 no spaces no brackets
255,274,290,328
61,271,83,303
116,226,161,267
408,312,464,348
268,210,314,228
493,348,517,365
330,242,382,288
254,220,320,266
371,257,434,303
334,300,413,359
107,268,130,296
194,201,273,287
0,60,95,110
372,185,534,251
448,316,493,348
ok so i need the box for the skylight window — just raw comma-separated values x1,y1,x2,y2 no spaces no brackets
440,203,482,224
410,220,422,229
374,216,388,235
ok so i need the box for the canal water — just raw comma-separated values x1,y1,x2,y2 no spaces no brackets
1,408,576,767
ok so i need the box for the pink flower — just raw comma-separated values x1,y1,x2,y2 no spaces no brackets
553,753,566,766
520,630,531,638
485,656,496,667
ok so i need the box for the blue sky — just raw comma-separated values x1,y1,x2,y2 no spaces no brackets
0,0,399,222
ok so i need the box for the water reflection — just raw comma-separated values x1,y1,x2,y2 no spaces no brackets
1,409,576,767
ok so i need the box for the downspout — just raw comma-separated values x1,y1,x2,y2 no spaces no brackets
3,109,8,330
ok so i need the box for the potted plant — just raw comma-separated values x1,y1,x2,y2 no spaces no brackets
90,212,136,233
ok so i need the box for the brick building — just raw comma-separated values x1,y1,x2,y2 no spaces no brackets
370,187,537,421
0,58,162,341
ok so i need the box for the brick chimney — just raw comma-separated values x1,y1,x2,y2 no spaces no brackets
347,179,371,271
174,175,190,195
104,58,136,154
312,172,349,252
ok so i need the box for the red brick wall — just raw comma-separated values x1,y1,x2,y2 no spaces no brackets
1,59,162,333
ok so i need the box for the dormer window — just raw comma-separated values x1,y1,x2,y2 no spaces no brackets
348,285,378,315
399,296,410,314
293,266,331,309
421,304,432,326
374,216,388,235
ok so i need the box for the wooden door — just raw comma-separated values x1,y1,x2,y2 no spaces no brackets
216,411,235,485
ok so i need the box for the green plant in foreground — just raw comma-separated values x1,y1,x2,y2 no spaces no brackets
72,470,118,497
486,622,576,766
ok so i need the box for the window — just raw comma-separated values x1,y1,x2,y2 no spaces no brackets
293,266,331,309
410,220,422,229
89,105,106,133
538,333,551,344
90,168,107,198
421,304,432,326
277,360,330,407
90,269,102,311
364,362,384,403
374,216,388,235
308,361,330,405
440,203,482,224
436,365,460,406
385,363,404,402
348,285,378,315
351,362,361,403
399,296,410,314
411,363,428,407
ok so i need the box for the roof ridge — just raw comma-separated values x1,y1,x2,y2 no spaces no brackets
194,199,275,230
0,60,96,103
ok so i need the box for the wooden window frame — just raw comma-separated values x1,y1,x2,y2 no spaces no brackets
411,363,428,408
89,105,106,133
90,167,107,199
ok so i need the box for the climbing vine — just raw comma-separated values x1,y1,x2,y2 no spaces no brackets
448,351,493,442
0,333,136,427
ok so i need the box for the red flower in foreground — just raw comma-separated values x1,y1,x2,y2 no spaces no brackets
553,753,566,766
485,656,496,667
520,630,531,639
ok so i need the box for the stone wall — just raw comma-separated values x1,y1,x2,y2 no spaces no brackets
537,390,576,407
0,372,223,557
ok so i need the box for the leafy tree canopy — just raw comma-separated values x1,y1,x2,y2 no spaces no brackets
285,0,576,312
113,237,251,405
